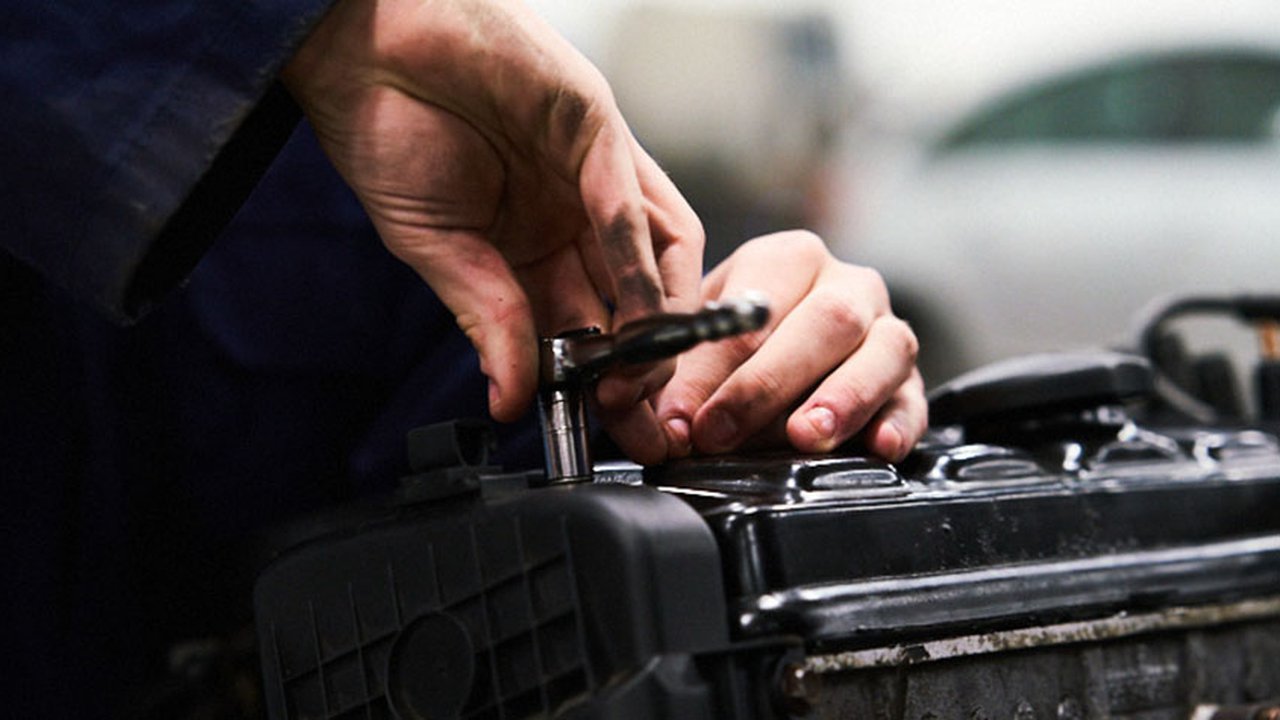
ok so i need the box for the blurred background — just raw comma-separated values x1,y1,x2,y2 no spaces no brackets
530,0,1280,389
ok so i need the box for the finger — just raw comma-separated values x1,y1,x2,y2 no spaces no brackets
690,267,886,454
579,119,665,320
596,142,706,415
652,232,831,454
519,238,674,459
785,315,920,454
596,399,670,466
519,231,677,462
587,246,678,414
518,240,674,464
630,135,704,313
386,229,537,423
578,119,681,410
518,239,611,336
650,318,773,457
862,368,929,462
737,364,927,460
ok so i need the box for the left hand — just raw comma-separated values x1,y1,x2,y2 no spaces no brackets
281,0,703,427
606,231,927,463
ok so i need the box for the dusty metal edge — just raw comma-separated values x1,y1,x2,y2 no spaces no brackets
804,595,1280,673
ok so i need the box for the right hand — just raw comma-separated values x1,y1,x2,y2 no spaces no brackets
281,0,704,433
647,232,927,463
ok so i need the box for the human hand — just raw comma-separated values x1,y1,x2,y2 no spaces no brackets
632,231,927,463
280,0,703,424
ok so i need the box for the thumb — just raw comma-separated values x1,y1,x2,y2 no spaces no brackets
388,229,539,423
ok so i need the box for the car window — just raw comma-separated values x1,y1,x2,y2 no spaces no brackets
939,51,1280,149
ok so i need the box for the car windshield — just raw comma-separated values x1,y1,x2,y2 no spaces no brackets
940,50,1280,149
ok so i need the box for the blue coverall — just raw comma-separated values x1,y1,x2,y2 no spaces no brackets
1,3,540,715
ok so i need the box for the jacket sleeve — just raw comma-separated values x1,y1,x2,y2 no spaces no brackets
0,0,337,323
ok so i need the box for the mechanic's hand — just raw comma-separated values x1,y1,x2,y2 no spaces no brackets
281,0,703,425
637,231,927,463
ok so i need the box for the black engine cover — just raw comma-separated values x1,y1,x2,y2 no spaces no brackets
255,352,1280,719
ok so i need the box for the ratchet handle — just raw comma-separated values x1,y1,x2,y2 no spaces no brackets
543,294,770,385
609,295,772,367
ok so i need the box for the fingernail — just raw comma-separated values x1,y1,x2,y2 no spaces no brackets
806,406,837,441
701,409,739,451
664,416,692,457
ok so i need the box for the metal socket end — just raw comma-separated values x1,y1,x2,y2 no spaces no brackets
535,295,771,485
538,384,593,484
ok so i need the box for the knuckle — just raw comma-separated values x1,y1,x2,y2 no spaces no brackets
742,364,790,406
680,374,723,409
599,207,653,267
613,265,663,314
851,264,890,303
601,204,643,249
541,80,608,153
578,65,617,108
824,377,878,418
785,229,827,254
881,316,920,363
663,359,726,413
807,286,868,340
776,229,829,263
907,366,926,391
672,205,706,256
547,85,587,140
741,229,827,266
707,366,785,427
718,329,768,361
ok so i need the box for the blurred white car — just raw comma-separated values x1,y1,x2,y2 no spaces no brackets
533,0,1280,389
840,45,1280,385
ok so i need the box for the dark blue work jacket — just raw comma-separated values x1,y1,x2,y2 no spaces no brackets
1,3,540,716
